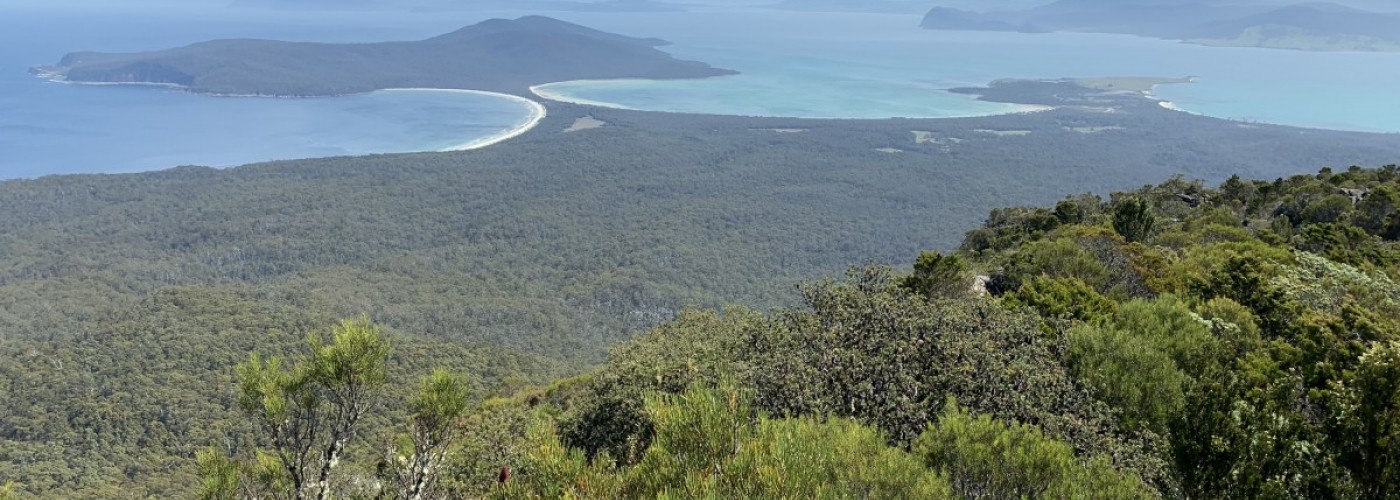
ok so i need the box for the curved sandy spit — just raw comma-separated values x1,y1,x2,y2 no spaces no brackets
46,78,550,153
379,88,548,152
530,80,643,110
530,80,1053,119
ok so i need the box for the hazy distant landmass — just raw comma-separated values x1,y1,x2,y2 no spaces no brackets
766,0,931,14
921,0,1400,52
33,16,734,96
232,0,688,12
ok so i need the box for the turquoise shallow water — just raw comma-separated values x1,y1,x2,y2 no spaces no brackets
538,11,1400,132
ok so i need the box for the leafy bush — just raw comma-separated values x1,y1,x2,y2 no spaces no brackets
1113,198,1156,243
1068,325,1187,435
915,398,1154,499
1004,275,1118,327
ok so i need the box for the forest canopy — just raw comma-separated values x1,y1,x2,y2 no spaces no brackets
8,164,1400,498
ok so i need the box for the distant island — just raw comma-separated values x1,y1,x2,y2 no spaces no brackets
921,0,1400,52
32,16,735,97
232,0,688,13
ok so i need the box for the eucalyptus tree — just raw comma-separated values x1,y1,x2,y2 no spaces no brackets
202,316,392,500
383,369,472,500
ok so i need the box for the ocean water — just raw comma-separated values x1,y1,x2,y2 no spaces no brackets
3,6,1399,179
0,6,538,179
538,11,1400,132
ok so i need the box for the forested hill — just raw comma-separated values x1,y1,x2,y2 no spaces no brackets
488,165,1400,499
31,16,735,96
13,165,1400,498
3,92,1400,495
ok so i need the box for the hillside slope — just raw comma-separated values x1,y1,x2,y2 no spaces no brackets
2,85,1400,494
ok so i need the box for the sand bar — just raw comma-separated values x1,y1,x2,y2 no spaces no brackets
377,89,549,152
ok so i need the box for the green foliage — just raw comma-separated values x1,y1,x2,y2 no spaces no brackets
1004,275,1118,326
438,398,542,497
1113,197,1156,243
900,251,971,299
915,398,1154,499
225,316,393,499
410,370,472,443
960,206,1062,254
719,417,954,499
503,384,954,499
1054,198,1088,224
2,97,1399,498
1002,237,1111,291
1068,325,1188,435
1296,222,1394,267
1353,185,1400,239
383,369,474,500
1273,251,1400,321
1194,297,1264,352
623,383,755,497
559,308,760,462
490,417,624,499
1342,341,1400,497
1113,296,1219,376
741,268,1170,487
195,448,241,500
1301,194,1355,225
1192,252,1299,336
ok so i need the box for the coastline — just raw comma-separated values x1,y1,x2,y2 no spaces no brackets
1141,77,1199,117
37,73,549,152
531,79,1053,120
530,80,642,110
377,88,548,152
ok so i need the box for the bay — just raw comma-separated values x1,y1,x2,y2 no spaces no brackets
4,5,1399,180
0,5,538,179
538,10,1400,133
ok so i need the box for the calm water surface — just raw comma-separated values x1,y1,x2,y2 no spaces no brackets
3,6,1397,178
548,11,1400,131
0,6,536,178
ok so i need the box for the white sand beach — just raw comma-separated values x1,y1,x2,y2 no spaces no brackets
529,80,640,110
378,89,549,152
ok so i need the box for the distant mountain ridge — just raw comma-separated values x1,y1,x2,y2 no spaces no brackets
232,0,688,12
34,16,735,96
921,1,1400,51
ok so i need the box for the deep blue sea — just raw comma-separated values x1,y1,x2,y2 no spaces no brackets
3,5,1399,179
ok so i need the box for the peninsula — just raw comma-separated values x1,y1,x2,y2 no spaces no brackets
921,0,1400,52
32,16,736,97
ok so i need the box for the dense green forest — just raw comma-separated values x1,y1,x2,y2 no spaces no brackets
121,165,1400,498
456,165,1400,499
3,93,1400,496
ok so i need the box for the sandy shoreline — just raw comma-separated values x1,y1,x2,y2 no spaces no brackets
377,88,548,152
1137,77,1199,115
39,75,549,152
530,80,641,110
531,80,1054,119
